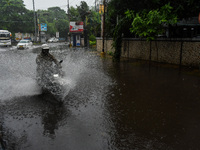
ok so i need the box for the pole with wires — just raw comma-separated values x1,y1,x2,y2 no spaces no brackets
32,0,37,42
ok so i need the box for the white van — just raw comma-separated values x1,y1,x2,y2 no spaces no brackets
0,30,12,46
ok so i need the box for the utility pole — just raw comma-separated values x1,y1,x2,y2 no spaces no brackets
37,12,40,41
95,0,96,12
101,0,106,55
32,0,37,42
68,0,72,47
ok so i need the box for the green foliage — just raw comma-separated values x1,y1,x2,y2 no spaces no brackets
112,18,126,61
0,0,100,40
107,51,114,56
107,0,200,39
89,40,96,45
126,3,177,41
77,1,89,21
89,34,96,41
69,6,81,21
106,0,179,61
89,33,96,45
37,7,69,38
55,19,69,38
87,10,101,37
106,0,136,61
47,23,56,36
69,2,101,37
0,0,33,33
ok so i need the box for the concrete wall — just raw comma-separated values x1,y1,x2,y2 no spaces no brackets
96,37,200,67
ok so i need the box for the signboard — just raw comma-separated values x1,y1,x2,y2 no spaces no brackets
40,23,47,31
99,4,104,14
15,32,33,41
70,22,84,32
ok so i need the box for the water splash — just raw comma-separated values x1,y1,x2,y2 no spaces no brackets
0,47,108,102
0,50,41,101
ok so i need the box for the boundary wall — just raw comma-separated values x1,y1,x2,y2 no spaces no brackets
96,37,200,67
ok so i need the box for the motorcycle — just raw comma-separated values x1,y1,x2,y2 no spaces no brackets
36,60,66,104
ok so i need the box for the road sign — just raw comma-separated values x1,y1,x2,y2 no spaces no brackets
40,23,47,31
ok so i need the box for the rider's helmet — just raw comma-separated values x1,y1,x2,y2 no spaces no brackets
41,44,49,55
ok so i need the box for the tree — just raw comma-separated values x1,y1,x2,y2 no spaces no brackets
149,0,200,19
55,19,69,38
77,1,89,21
37,7,69,38
107,0,138,61
126,3,177,41
86,8,101,37
48,7,67,21
69,6,81,21
125,3,177,61
69,2,101,40
0,0,34,33
106,0,185,61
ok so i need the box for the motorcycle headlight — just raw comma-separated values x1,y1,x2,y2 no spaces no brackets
53,74,59,78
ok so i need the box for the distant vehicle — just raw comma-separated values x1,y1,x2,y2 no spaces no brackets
48,37,58,43
17,40,33,49
0,30,12,47
24,37,32,41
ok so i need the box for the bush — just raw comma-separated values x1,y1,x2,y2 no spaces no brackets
89,40,96,45
89,34,96,41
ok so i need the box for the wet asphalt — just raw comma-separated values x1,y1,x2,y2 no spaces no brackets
1,43,200,150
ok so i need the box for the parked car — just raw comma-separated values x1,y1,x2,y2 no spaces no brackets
48,37,59,43
17,40,33,49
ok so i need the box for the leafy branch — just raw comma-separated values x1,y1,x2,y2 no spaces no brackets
125,3,177,41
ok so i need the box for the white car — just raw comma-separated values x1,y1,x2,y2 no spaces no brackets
17,40,33,49
48,37,58,43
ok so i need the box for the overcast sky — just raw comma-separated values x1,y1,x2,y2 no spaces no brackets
23,0,95,12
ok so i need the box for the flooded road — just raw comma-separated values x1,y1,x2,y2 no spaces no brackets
0,44,200,150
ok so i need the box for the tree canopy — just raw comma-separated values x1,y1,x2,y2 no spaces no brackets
1,0,198,43
69,1,101,37
106,0,200,38
0,0,33,33
126,3,177,41
0,0,101,39
37,7,69,38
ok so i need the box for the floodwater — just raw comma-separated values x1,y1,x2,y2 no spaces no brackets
1,43,200,150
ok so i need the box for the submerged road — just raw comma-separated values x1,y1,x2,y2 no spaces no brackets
0,43,200,149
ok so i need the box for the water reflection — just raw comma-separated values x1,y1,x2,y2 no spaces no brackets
42,105,69,139
104,60,200,149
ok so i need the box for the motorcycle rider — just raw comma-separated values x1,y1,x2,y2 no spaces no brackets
36,44,61,85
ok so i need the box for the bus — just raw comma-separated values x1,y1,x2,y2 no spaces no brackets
0,30,12,46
